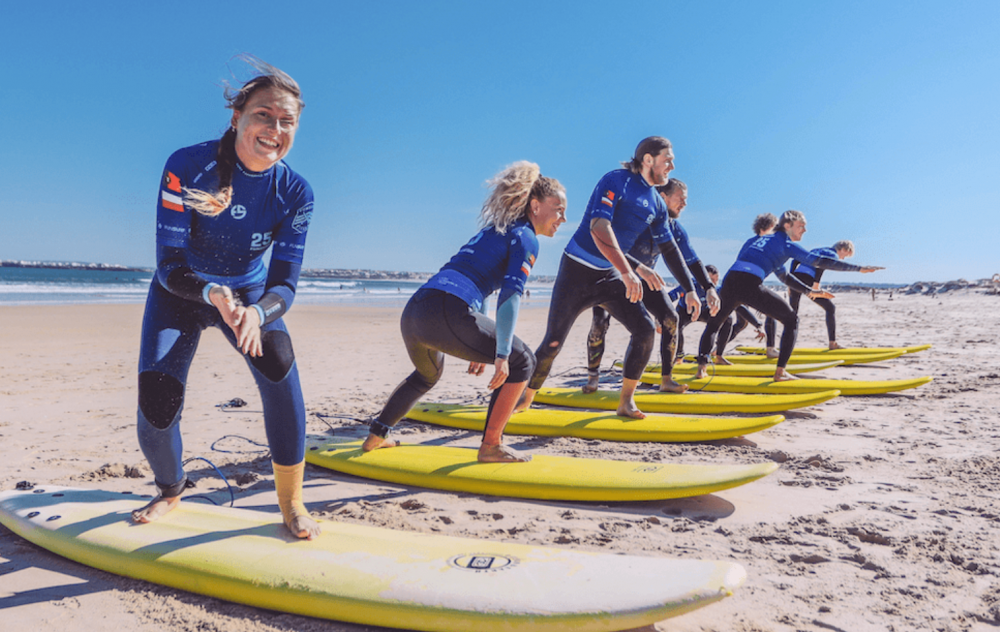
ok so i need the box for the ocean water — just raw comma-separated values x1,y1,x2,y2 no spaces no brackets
0,267,554,306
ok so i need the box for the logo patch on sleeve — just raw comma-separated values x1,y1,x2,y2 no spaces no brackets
163,171,182,193
161,190,184,212
292,202,313,234
601,189,616,207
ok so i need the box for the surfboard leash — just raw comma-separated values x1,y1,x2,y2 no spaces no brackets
180,456,236,508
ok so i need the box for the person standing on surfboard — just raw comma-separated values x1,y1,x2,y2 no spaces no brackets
695,210,882,381
363,162,566,463
131,56,320,540
580,177,720,394
668,265,766,363
761,240,858,357
514,137,717,419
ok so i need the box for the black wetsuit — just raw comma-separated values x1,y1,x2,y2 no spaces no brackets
370,219,538,438
529,169,705,390
697,232,860,368
764,247,838,346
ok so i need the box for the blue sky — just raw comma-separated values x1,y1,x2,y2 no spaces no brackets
2,1,998,284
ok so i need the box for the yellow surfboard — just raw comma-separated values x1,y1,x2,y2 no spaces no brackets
406,402,784,442
636,360,842,377
306,438,779,501
693,350,904,365
639,373,933,396
0,486,746,632
735,344,931,355
532,387,840,414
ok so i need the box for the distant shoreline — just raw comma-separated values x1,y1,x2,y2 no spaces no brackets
3,260,996,293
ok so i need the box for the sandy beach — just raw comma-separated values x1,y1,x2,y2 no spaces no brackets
1,289,998,631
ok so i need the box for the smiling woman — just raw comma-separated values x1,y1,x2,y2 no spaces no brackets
131,56,320,541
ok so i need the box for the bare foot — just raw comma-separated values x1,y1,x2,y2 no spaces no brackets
659,379,689,393
478,443,532,463
712,355,733,365
582,373,600,394
616,402,646,419
694,365,709,379
362,433,399,452
286,513,322,540
773,368,799,382
131,495,180,523
829,341,844,350
765,347,779,359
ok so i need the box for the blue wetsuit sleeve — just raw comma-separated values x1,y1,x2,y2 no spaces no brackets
494,225,537,359
253,259,301,325
656,239,696,293
788,242,861,272
156,245,214,303
494,293,521,359
775,267,814,295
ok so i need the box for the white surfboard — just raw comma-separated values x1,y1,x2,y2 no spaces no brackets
0,486,745,632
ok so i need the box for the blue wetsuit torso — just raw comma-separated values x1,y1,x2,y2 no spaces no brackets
730,231,859,280
422,219,539,358
791,247,838,282
156,140,313,321
564,169,680,272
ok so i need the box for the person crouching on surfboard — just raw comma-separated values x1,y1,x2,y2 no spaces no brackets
514,137,716,419
131,56,320,540
695,210,882,382
363,162,566,463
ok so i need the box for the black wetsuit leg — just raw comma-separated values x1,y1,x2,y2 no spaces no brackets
640,284,679,377
764,316,777,348
529,255,655,390
816,297,836,341
373,290,535,435
791,271,835,341
698,271,799,367
586,306,612,374
675,304,693,360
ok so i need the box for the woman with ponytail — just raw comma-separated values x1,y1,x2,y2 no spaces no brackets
365,162,567,462
132,56,320,540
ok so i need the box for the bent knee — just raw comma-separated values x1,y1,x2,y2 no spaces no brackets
139,371,184,430
509,348,536,383
250,330,296,382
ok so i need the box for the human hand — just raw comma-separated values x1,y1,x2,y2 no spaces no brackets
209,285,241,327
860,266,883,273
685,292,701,321
754,328,766,342
810,290,835,300
623,271,644,303
234,306,262,357
635,264,665,291
705,288,720,317
488,357,510,390
468,362,486,376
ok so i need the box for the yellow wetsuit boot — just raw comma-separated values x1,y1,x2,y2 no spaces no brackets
272,460,319,538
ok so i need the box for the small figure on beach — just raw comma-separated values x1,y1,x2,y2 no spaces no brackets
581,177,720,394
763,240,860,352
515,137,711,419
364,161,566,463
696,210,882,381
131,56,320,539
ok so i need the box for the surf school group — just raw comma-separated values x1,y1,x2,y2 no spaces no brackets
0,55,935,631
